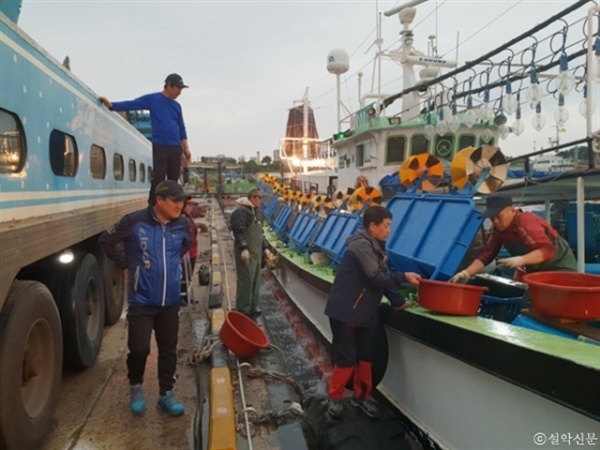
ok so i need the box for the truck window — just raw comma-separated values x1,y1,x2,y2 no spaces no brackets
50,130,78,177
90,144,106,179
113,153,124,181
128,158,136,182
0,108,26,174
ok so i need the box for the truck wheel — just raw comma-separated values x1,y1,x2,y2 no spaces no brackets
0,281,63,450
51,253,105,370
99,251,125,326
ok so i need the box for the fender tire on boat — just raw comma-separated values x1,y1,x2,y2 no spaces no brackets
346,315,389,389
0,281,63,450
371,316,389,388
99,250,125,326
46,253,105,370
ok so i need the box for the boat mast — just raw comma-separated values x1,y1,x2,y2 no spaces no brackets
302,88,309,174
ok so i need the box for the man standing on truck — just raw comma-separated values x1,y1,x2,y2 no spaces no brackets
98,180,192,416
99,73,192,203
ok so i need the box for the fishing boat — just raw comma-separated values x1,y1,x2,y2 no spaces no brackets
260,1,600,449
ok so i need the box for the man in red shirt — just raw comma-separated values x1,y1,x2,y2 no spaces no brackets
450,194,576,283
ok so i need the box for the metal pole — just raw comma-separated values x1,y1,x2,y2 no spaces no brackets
576,177,585,273
336,74,341,133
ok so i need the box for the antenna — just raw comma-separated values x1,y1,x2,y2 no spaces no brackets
383,0,428,17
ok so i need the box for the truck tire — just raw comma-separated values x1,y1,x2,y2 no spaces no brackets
99,251,125,326
0,281,63,450
49,253,105,370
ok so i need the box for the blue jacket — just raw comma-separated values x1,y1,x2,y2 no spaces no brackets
111,92,187,146
324,229,406,327
98,207,192,307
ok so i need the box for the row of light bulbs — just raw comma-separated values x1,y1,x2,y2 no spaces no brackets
423,38,600,141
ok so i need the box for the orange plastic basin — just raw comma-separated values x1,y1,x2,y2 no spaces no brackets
220,311,270,359
418,279,488,316
522,272,600,320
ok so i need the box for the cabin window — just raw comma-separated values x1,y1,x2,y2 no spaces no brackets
458,134,476,151
386,136,406,164
356,144,365,167
434,135,454,158
411,134,429,155
148,166,153,183
0,108,26,174
128,159,136,182
90,144,106,179
113,153,124,181
140,163,146,183
49,130,78,177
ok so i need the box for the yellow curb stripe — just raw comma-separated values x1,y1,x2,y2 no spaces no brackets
211,308,225,332
208,367,236,450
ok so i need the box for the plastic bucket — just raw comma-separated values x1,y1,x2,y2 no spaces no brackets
419,279,488,316
220,311,270,358
522,272,600,320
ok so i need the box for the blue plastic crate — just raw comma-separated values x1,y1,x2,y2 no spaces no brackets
312,211,362,266
287,211,321,254
478,295,523,323
386,194,483,280
271,204,293,236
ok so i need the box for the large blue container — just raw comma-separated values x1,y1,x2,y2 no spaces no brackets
287,211,321,254
386,194,483,280
312,211,362,266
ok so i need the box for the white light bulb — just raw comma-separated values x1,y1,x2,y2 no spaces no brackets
557,71,575,96
579,98,596,117
511,118,525,136
503,93,517,115
447,114,461,133
479,103,494,122
481,128,493,143
532,113,546,131
424,124,436,140
498,124,510,140
436,119,448,136
464,110,477,128
527,84,542,108
554,106,569,127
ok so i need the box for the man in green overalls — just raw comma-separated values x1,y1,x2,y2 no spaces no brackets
231,188,265,317
450,193,577,284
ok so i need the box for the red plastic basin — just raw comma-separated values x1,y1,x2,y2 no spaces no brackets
220,311,270,359
522,272,600,320
419,279,488,316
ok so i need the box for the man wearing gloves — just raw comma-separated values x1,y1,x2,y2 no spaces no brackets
231,188,265,318
450,193,576,284
324,206,421,419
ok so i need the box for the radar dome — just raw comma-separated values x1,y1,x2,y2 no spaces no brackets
327,49,349,75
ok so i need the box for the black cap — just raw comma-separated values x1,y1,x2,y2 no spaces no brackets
482,193,513,218
248,188,264,198
155,180,187,201
164,73,188,88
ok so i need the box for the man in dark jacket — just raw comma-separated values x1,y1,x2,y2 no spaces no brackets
230,188,264,317
324,205,421,419
98,180,192,417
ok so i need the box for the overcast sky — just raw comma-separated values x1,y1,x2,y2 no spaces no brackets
19,0,598,161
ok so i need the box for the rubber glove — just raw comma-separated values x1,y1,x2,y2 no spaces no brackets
240,249,250,264
449,270,470,284
496,256,525,269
